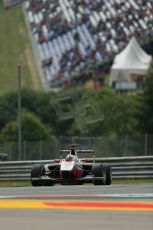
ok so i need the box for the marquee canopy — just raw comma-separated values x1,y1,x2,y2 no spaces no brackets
109,37,152,86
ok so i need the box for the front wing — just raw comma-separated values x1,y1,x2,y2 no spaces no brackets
31,175,104,184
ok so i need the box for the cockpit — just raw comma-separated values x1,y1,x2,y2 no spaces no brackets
65,154,78,162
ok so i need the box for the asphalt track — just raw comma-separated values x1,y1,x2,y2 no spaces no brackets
0,184,153,230
0,183,152,196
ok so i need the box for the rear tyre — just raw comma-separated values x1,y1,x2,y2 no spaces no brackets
92,163,106,185
31,164,44,186
103,163,112,185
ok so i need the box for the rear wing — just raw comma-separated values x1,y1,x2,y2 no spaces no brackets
76,149,95,163
75,149,94,153
60,149,94,154
60,150,71,153
60,149,95,162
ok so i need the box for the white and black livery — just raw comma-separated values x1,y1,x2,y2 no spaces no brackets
31,145,112,186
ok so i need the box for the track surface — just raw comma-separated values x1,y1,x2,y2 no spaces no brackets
0,184,153,230
0,184,152,196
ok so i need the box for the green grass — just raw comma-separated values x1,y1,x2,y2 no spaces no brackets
112,178,153,184
0,179,152,187
0,3,40,94
0,181,31,187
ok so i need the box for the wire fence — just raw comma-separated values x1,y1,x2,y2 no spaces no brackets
0,134,153,161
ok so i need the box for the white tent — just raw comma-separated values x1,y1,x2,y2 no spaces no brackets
109,37,152,89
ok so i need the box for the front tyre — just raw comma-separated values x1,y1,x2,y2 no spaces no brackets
31,164,44,186
103,163,112,185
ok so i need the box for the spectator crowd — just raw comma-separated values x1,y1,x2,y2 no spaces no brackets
24,0,153,87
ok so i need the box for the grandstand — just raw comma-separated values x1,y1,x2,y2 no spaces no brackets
24,0,153,88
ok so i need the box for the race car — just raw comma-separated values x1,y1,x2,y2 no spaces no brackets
31,145,112,186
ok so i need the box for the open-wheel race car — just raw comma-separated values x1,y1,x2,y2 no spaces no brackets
31,145,112,186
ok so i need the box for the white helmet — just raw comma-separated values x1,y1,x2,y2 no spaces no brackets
66,154,75,161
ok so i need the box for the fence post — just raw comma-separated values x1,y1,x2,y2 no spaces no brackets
39,140,42,160
9,142,12,161
17,64,22,161
124,135,128,156
23,141,26,160
144,133,148,156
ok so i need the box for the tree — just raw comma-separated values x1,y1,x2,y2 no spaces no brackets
72,88,140,136
0,111,54,142
0,91,18,129
140,62,153,133
0,85,143,141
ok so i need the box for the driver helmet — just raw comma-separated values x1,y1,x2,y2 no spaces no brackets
66,154,75,161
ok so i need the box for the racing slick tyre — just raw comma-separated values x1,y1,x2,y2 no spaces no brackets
92,163,106,185
103,163,112,185
31,164,44,186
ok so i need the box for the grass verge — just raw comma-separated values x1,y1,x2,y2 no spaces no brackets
0,179,152,187
0,181,31,187
0,3,41,94
112,178,153,184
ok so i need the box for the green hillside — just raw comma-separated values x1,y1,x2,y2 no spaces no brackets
0,3,42,94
